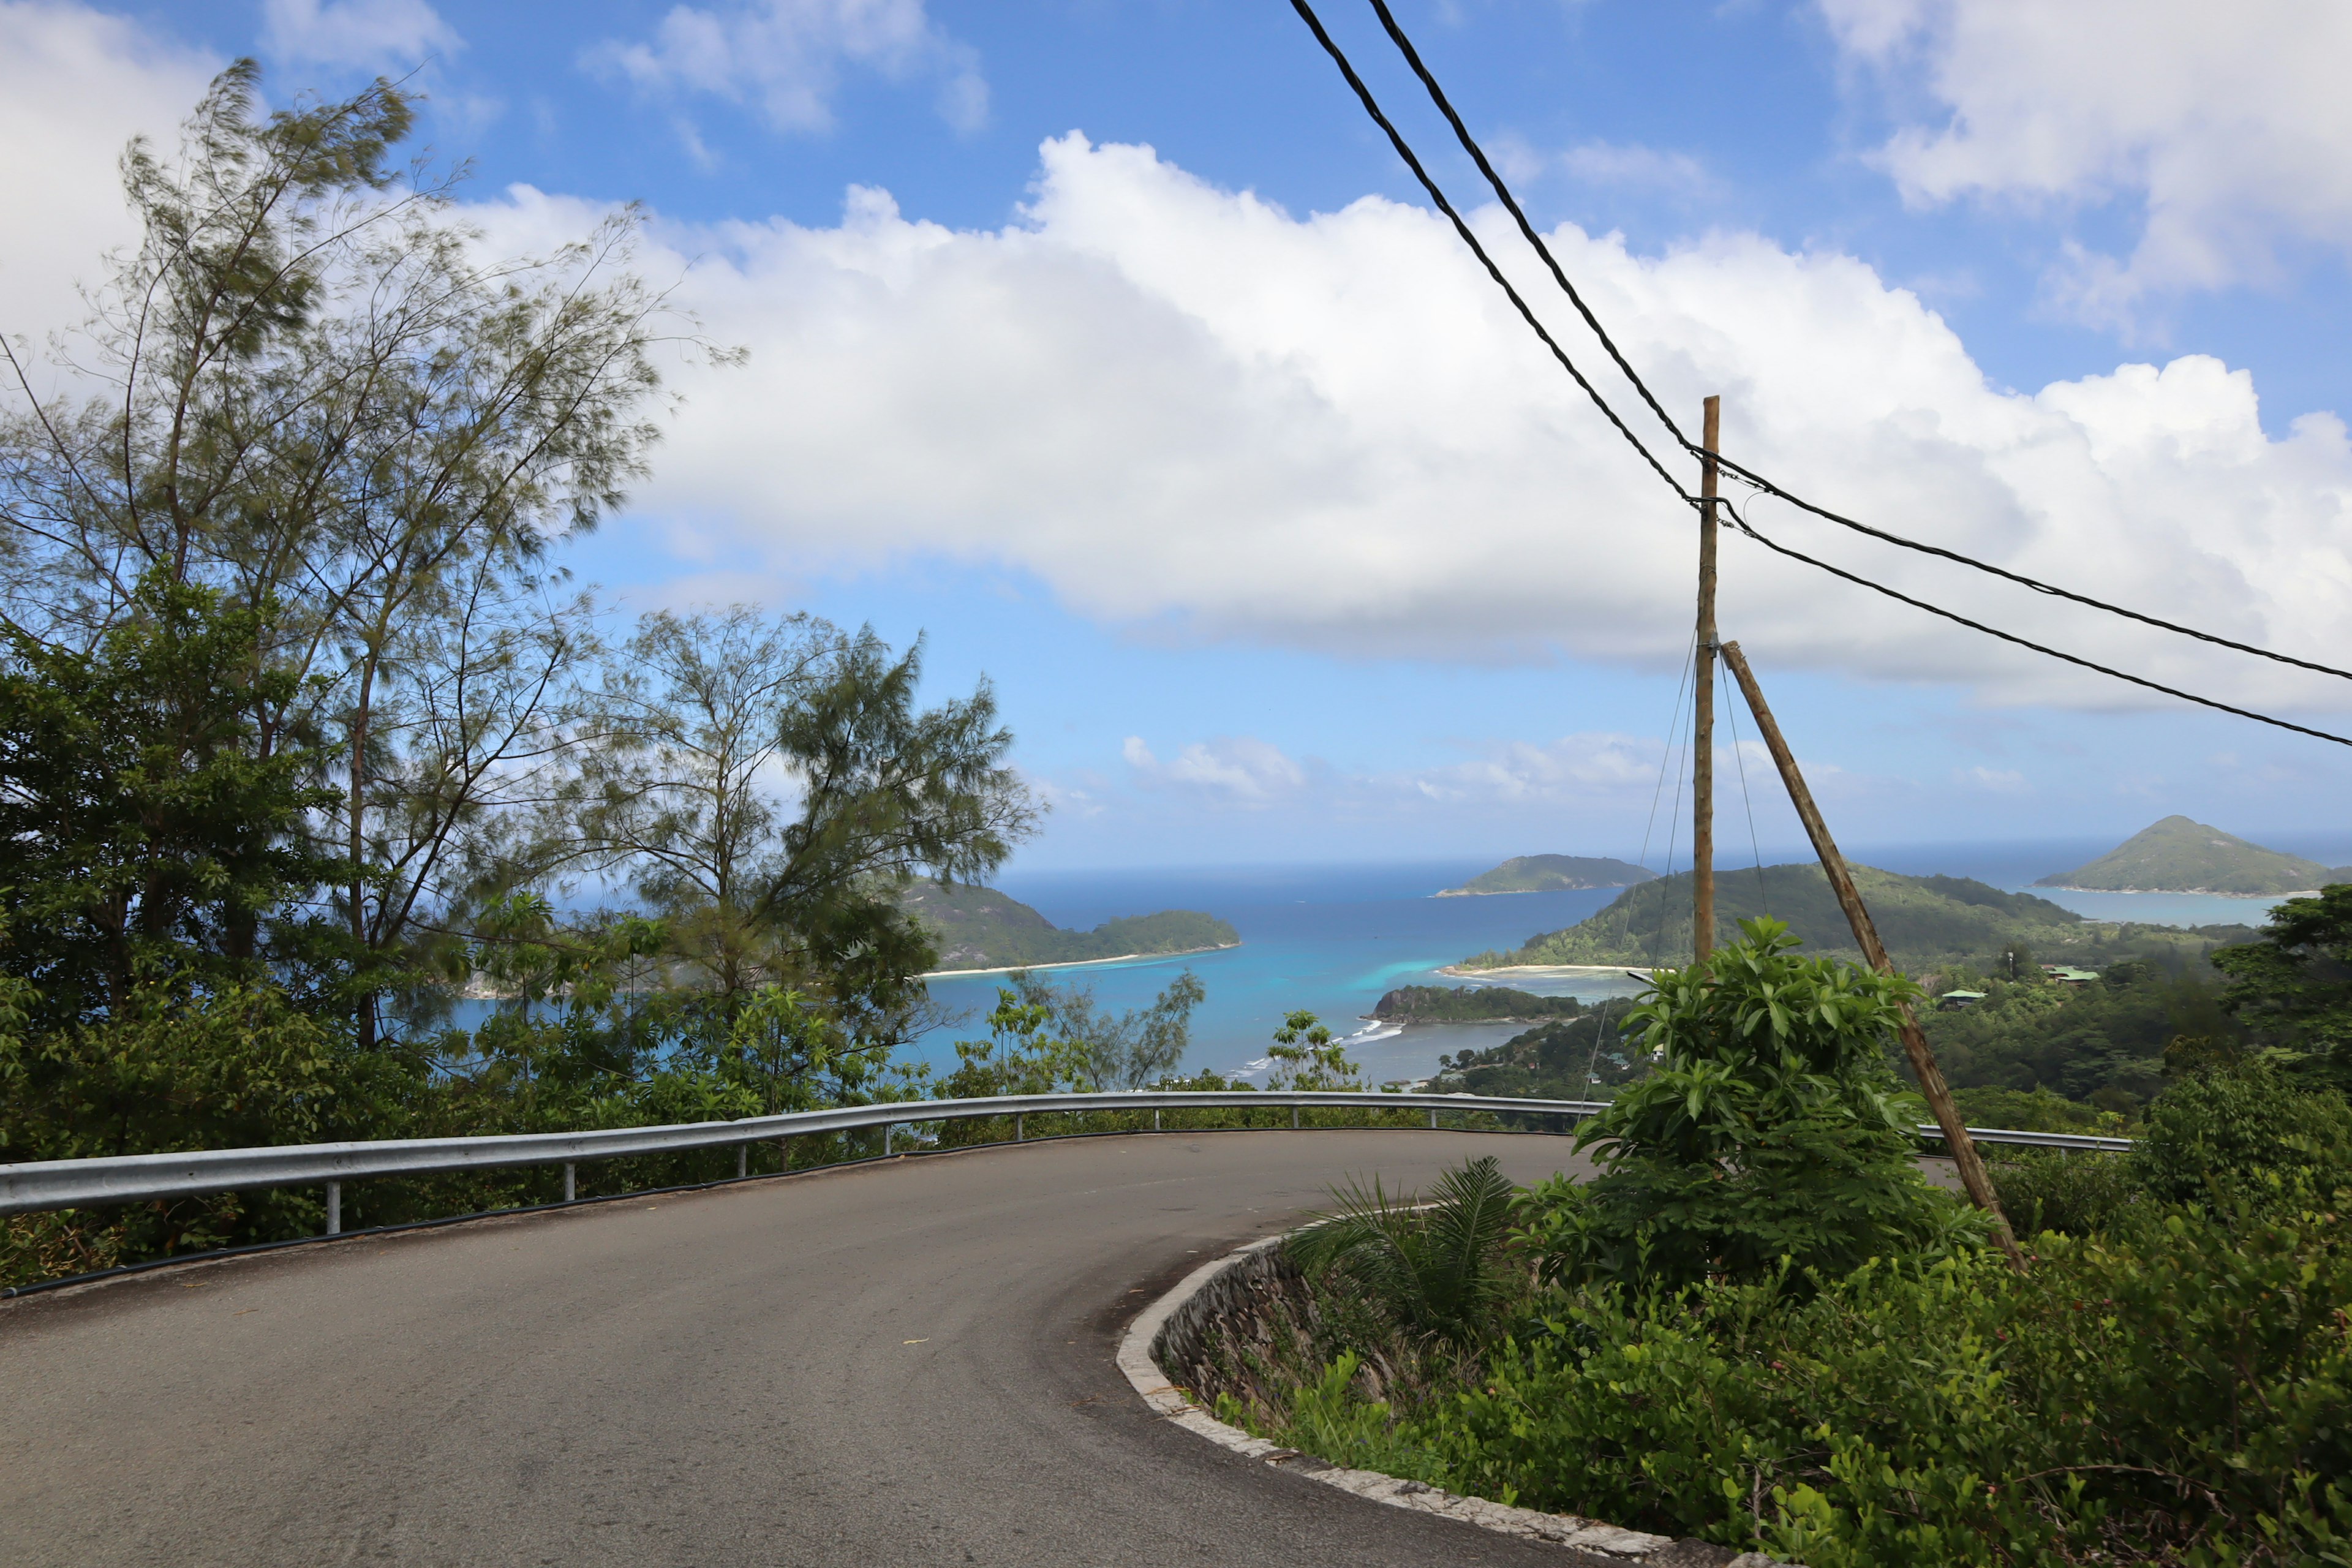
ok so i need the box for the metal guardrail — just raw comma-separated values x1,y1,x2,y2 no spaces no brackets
0,1090,2133,1236
1920,1124,2135,1154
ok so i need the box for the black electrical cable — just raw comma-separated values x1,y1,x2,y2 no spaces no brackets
1362,0,1692,454
1356,0,2352,688
1722,499,2352,748
1286,0,1692,504
1717,468,2352,685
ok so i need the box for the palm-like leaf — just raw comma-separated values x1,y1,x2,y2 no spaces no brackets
1291,1155,1518,1346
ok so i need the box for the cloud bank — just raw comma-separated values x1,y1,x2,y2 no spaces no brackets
470,135,2351,717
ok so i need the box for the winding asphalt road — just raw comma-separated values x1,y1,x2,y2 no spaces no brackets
2,1129,1611,1567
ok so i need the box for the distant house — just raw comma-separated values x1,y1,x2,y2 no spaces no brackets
1937,990,1988,1010
2041,965,2099,987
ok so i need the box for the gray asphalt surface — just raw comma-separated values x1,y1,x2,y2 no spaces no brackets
2,1129,1608,1567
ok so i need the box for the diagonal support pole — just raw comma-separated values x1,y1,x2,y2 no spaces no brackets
1719,640,2024,1267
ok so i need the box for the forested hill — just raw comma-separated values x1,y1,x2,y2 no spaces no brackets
901,883,1238,972
1457,862,2093,970
1370,985,1586,1023
2037,815,2350,895
1438,854,1655,896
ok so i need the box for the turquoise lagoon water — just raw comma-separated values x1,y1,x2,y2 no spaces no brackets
447,839,2338,1088
915,860,1650,1084
917,840,2337,1085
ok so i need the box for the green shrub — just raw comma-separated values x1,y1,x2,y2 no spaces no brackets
1520,918,1983,1292
2131,1064,2352,1211
1289,1155,1520,1348
1986,1148,2139,1237
1400,1197,2352,1564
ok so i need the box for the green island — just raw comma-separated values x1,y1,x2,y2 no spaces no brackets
2037,813,2352,894
1436,853,1655,896
1457,860,2255,972
1367,984,1586,1025
901,883,1238,971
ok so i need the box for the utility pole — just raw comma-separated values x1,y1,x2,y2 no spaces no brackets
1692,396,1721,964
1718,639,2025,1267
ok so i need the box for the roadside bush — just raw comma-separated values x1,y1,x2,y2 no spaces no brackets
2132,1063,2352,1212
1519,918,1983,1292
1248,1198,2352,1565
1986,1148,2140,1237
1202,959,2352,1567
1289,1155,1520,1349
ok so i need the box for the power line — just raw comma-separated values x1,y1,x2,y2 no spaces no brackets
1722,499,2352,748
1354,0,2352,689
1289,0,2352,744
1285,0,1692,505
1717,470,2352,685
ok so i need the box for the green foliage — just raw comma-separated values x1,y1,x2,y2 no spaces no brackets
1464,863,2086,970
1199,1051,2352,1567
1371,985,1584,1023
2130,1063,2352,1212
1247,1354,1448,1483
1001,968,1206,1089
1442,854,1654,895
1291,1156,1521,1349
2212,884,2352,1085
1945,1084,2126,1135
1265,1010,1363,1091
1427,1001,1648,1102
2038,815,2344,896
1407,1197,2352,1564
1924,962,2237,1115
0,575,350,1029
1522,919,1978,1292
903,881,1237,971
1984,1148,2139,1238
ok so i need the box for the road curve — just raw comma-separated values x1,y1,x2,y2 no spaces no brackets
2,1129,1604,1567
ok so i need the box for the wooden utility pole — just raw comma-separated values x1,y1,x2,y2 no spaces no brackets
1692,395,1721,965
1718,639,2025,1267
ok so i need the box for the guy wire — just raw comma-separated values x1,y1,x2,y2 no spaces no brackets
1719,653,1773,921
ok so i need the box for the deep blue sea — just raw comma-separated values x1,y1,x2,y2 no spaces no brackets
911,837,2343,1085
447,834,2348,1087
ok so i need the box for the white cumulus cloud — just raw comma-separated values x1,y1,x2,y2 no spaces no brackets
1819,0,2352,328
461,135,2352,718
587,0,985,135
261,0,462,70
1123,735,1309,805
0,2,217,360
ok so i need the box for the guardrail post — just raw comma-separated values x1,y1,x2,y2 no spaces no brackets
1153,1108,1161,1131
777,1136,791,1171
1428,1107,1438,1129
884,1125,893,1157
563,1163,575,1202
324,1181,341,1235
1291,1106,1300,1129
1015,1114,1024,1142
736,1145,747,1179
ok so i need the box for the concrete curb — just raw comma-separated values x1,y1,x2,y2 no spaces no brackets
1116,1236,1779,1564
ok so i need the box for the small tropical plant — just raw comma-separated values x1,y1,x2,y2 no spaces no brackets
1289,1155,1520,1348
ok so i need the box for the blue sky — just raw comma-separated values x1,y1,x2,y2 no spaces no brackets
8,0,2352,872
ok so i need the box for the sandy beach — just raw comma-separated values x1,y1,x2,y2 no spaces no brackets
920,941,1239,981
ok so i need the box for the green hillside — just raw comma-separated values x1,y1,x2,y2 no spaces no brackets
1458,862,2089,970
1370,985,1586,1023
901,883,1238,972
1438,854,1655,897
2037,815,2350,895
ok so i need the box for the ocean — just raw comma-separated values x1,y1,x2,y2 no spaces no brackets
443,838,2331,1085
913,840,2321,1085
